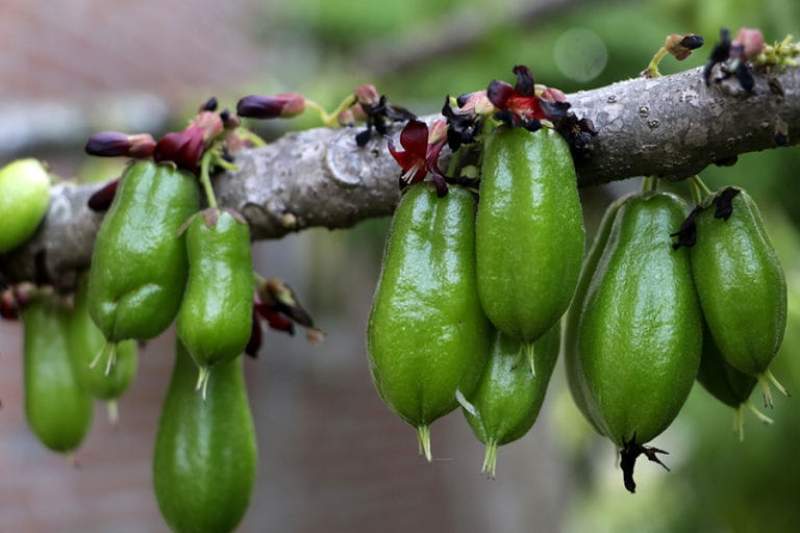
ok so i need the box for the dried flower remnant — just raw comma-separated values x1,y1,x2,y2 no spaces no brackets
353,84,416,147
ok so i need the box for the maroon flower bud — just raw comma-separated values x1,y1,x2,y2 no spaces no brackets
85,132,125,157
85,131,156,158
734,27,765,60
153,126,206,172
355,84,381,107
236,93,306,119
87,178,120,212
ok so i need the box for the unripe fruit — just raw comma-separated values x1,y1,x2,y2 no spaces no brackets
368,183,490,460
0,159,50,253
477,127,584,371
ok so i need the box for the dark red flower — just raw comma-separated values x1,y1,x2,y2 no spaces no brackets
236,93,306,119
85,131,156,158
255,302,295,335
487,65,547,130
388,119,448,196
153,125,206,171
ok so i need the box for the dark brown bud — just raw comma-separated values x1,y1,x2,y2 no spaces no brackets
665,33,704,61
153,126,205,171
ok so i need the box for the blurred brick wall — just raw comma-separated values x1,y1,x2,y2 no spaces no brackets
0,0,265,101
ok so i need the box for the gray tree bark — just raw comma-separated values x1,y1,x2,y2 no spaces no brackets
2,65,798,288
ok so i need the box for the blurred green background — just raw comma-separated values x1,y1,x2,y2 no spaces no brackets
1,0,799,531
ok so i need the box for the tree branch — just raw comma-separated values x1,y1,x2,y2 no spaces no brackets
2,65,799,287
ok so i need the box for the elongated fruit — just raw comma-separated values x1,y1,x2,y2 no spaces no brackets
462,322,560,477
0,158,50,253
576,192,702,492
477,127,584,371
154,341,257,533
68,274,138,423
176,208,254,396
87,161,198,367
696,326,771,440
564,194,630,434
23,293,93,453
690,187,787,402
367,183,490,461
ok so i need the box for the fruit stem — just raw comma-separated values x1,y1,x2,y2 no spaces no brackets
641,176,658,193
416,425,432,462
688,178,704,205
482,441,499,478
643,46,669,78
734,405,744,442
690,175,714,198
525,342,536,377
195,366,211,400
235,127,266,148
107,400,119,426
199,150,218,209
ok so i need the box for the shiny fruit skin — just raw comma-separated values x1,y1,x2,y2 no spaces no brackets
153,341,257,533
476,127,584,343
577,192,702,446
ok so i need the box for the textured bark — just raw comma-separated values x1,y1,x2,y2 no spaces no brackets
2,65,798,287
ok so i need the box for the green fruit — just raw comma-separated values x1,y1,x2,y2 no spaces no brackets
87,161,199,348
154,341,257,533
690,187,787,394
477,127,584,370
696,326,772,440
367,183,490,460
576,192,702,491
0,159,51,253
176,209,254,395
463,322,560,477
564,194,630,435
67,274,137,423
23,294,93,453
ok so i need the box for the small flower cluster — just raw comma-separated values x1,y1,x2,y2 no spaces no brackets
237,84,415,147
388,65,596,197
85,97,250,211
704,27,766,92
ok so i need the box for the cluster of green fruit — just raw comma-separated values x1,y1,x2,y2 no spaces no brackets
368,123,787,490
88,159,257,532
1,153,258,532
